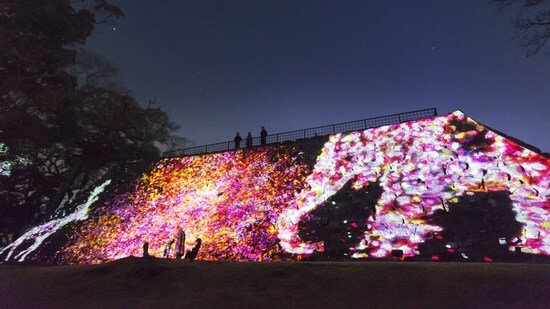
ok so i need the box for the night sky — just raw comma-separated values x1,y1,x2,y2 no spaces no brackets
85,0,549,152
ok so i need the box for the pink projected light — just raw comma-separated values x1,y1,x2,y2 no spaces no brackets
278,111,550,258
63,146,310,263
60,111,549,263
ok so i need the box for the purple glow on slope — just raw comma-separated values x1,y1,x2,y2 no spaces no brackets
62,147,309,263
279,111,549,258
9,111,546,264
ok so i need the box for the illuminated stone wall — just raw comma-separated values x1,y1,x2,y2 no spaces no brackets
279,111,549,261
2,111,549,264
62,146,311,263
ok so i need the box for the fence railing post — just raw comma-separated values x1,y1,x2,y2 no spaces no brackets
163,108,437,157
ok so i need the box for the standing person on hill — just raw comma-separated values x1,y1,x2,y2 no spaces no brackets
163,239,174,258
260,127,268,146
185,238,202,261
246,132,253,148
175,227,186,259
234,132,242,149
142,242,150,258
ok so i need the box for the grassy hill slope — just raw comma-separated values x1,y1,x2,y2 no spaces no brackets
1,257,549,308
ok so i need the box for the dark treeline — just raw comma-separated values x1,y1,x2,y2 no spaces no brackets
0,0,181,242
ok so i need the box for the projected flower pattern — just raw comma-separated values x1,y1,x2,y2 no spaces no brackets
63,147,310,263
279,111,550,258
61,111,549,263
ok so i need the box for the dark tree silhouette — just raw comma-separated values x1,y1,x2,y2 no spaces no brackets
493,0,550,56
0,1,179,240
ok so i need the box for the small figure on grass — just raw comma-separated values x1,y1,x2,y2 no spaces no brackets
163,239,174,258
175,227,186,259
143,241,150,258
185,238,202,261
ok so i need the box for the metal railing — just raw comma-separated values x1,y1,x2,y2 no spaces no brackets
162,108,437,158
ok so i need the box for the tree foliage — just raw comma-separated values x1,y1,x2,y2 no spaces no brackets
0,0,180,240
493,0,550,56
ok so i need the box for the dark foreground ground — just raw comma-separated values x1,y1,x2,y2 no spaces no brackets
1,257,549,308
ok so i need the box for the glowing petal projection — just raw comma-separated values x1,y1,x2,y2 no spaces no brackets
279,111,550,258
0,180,111,262
62,146,310,263
4,110,549,264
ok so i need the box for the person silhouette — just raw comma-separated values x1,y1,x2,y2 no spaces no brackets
260,127,267,146
142,242,150,258
234,132,242,149
174,227,185,259
185,238,202,261
246,132,253,148
163,239,174,258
